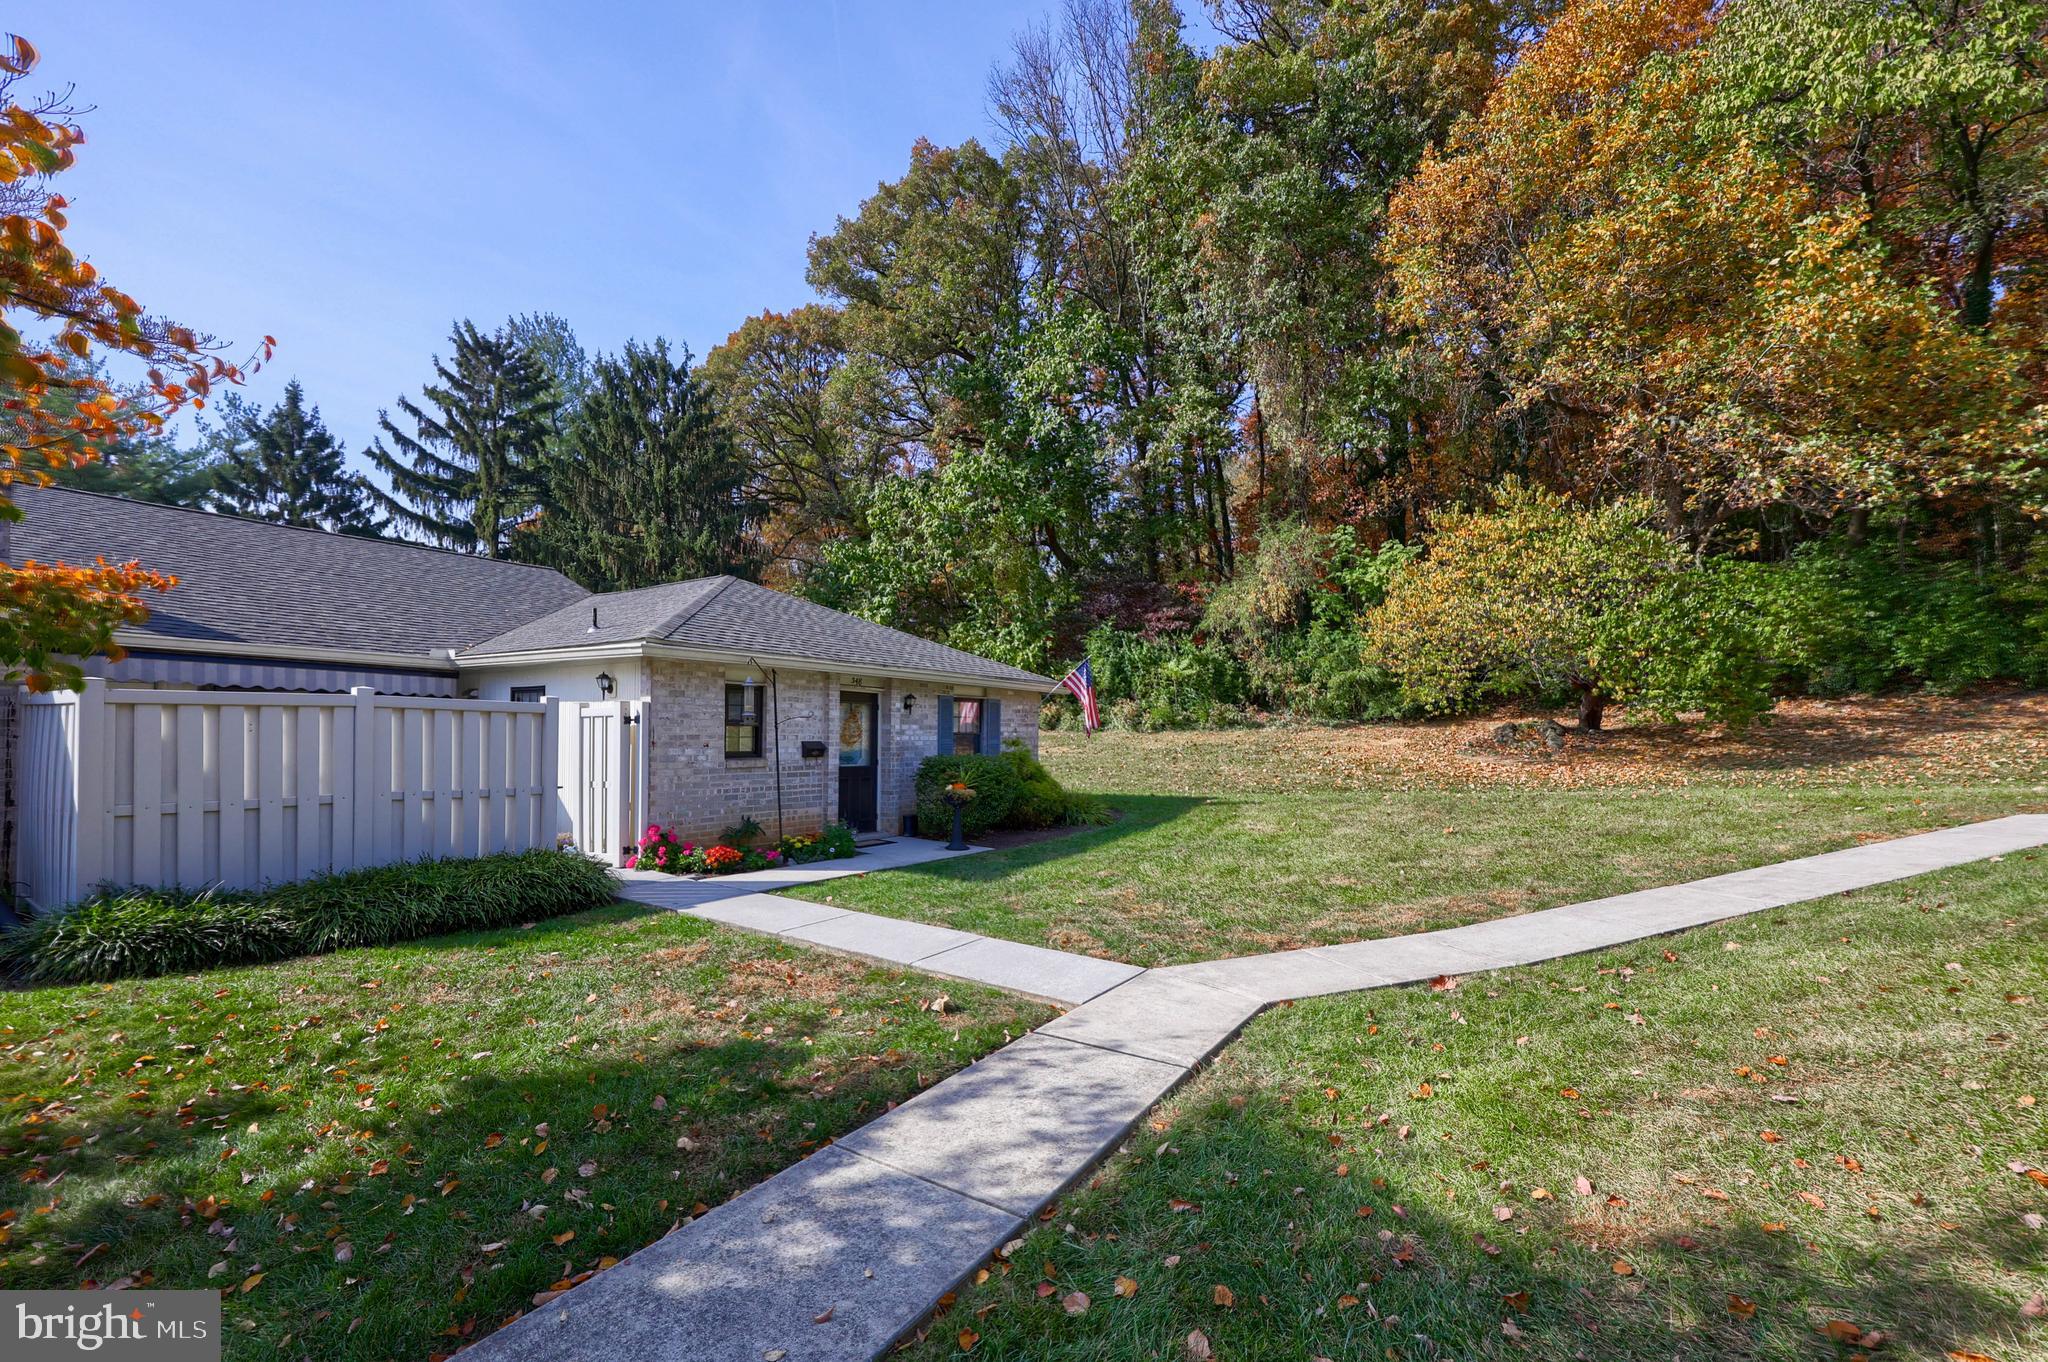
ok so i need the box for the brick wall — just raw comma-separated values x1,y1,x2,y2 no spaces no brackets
646,660,833,845
644,666,1045,844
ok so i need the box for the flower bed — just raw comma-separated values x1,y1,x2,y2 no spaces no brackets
624,821,858,875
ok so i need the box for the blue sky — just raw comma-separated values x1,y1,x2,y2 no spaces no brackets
38,2,1195,470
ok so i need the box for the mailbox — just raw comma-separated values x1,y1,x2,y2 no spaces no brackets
800,740,827,759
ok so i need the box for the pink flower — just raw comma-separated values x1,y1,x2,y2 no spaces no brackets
623,854,638,869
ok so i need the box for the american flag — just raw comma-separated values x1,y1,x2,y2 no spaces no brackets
1056,659,1100,734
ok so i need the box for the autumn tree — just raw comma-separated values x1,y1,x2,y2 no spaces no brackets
209,380,382,534
1708,0,2048,332
366,319,556,557
0,34,267,689
1363,481,1683,727
700,305,896,580
1381,0,2047,546
521,339,762,591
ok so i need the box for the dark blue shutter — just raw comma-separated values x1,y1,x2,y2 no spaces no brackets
935,696,953,755
979,698,1002,754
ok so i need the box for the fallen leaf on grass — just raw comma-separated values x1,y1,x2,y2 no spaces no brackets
1212,1284,1235,1308
1502,1291,1530,1312
1114,1276,1139,1299
1573,1176,1595,1196
239,1273,264,1293
1061,1291,1090,1316
1727,1294,1757,1319
1429,975,1458,992
957,1327,978,1352
1501,1319,1525,1339
1185,1330,1213,1360
1822,1321,1889,1348
1611,1261,1634,1276
1759,1131,1782,1144
552,1231,575,1246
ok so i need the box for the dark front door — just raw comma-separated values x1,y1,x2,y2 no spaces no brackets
837,694,879,833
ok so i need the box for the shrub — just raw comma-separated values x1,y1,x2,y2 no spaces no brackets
996,739,1112,828
0,850,617,985
1365,481,1687,727
1204,523,1419,720
1771,541,2048,693
718,815,765,847
914,754,1022,836
1590,560,1840,726
1083,623,1249,730
782,822,858,862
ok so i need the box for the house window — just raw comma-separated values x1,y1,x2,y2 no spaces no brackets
952,698,982,755
725,683,763,758
509,685,545,703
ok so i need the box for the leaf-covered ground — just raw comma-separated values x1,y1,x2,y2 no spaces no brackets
0,903,1050,1361
806,694,2048,966
907,853,2048,1362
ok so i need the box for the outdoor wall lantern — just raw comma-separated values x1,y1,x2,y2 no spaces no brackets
903,693,917,712
596,671,616,698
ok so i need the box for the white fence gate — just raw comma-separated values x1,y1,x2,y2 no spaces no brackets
556,699,646,866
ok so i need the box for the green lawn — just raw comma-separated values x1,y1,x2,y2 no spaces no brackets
911,853,2048,1361
802,718,2048,967
0,903,1050,1361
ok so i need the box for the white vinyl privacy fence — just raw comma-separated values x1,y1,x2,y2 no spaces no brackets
10,681,646,910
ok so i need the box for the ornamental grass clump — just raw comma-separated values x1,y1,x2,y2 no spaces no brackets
0,850,618,985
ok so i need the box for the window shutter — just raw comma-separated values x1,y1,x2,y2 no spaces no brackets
979,698,1002,754
935,696,953,755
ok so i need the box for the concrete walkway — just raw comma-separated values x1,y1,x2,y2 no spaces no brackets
613,838,1144,1005
465,813,2048,1362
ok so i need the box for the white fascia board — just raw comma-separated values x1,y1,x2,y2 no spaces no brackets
456,640,1053,691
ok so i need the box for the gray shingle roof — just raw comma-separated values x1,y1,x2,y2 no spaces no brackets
463,576,1054,687
9,485,588,659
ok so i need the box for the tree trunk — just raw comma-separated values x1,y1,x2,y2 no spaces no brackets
1576,687,1606,731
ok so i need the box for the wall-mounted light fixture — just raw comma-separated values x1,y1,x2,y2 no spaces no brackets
902,693,917,712
595,671,616,698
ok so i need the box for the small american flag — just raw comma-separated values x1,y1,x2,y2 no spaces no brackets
1057,659,1100,734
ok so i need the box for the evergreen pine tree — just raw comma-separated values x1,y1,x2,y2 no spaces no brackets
208,380,383,534
523,338,763,590
365,320,557,555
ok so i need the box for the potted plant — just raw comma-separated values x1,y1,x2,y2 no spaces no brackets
939,781,977,851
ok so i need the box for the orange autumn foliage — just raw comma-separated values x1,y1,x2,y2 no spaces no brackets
0,32,268,689
1381,0,2048,542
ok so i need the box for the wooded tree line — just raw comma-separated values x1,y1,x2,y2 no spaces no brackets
49,0,2048,714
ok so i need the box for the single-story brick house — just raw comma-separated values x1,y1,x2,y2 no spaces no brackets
6,486,1052,856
